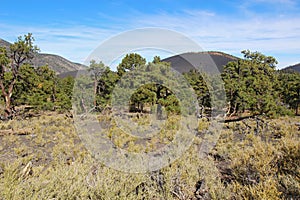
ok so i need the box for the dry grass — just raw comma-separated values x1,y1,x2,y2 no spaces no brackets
0,113,299,199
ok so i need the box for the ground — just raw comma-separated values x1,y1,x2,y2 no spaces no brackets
0,112,299,199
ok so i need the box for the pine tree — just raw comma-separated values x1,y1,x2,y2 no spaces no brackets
0,33,38,117
277,71,300,115
222,50,279,117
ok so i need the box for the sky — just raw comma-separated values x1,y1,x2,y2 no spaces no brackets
1,0,300,69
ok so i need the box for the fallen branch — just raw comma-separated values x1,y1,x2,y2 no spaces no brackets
223,115,257,123
0,128,33,136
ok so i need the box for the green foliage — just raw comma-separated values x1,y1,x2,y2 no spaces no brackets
9,33,39,62
2,47,298,118
117,53,146,76
157,93,180,114
13,65,74,112
88,60,106,107
72,71,94,114
55,76,74,111
29,65,57,110
152,55,161,64
0,47,9,70
0,33,39,117
114,57,186,115
222,50,281,117
129,83,157,112
183,69,210,107
96,67,119,109
277,71,300,115
0,34,75,115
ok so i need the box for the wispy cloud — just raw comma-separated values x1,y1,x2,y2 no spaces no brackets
1,4,299,69
129,9,300,68
0,23,121,63
250,0,297,6
238,0,299,18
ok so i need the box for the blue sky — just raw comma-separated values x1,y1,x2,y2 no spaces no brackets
1,0,300,69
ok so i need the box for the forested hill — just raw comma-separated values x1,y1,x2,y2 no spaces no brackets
282,63,300,73
0,38,85,74
162,51,239,73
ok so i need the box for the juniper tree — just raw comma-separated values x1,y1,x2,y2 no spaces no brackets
0,33,38,117
222,50,279,117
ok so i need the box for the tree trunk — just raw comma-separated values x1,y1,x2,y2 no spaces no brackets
0,79,15,118
296,89,300,115
156,85,163,119
157,103,163,120
4,95,12,117
52,80,57,103
94,80,97,107
226,101,231,116
81,98,88,113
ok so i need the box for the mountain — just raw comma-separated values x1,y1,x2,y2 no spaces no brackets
282,63,300,73
0,38,85,74
0,39,11,49
162,51,239,73
31,53,85,74
58,51,239,78
57,69,87,79
2,36,238,76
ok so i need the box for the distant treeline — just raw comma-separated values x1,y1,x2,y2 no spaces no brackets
0,34,299,118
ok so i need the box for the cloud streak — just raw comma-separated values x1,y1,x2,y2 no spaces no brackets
130,9,300,68
0,23,122,64
1,5,299,69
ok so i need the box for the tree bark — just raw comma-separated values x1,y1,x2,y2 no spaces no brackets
156,85,163,120
0,79,16,118
94,79,97,107
296,89,299,115
4,95,12,117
